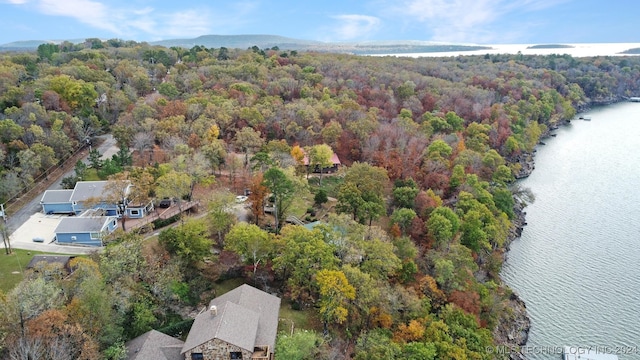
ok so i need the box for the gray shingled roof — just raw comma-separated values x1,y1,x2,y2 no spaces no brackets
70,181,110,202
40,189,73,203
182,284,281,354
54,217,112,233
125,330,184,360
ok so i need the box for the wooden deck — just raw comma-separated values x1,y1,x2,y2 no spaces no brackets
119,200,200,232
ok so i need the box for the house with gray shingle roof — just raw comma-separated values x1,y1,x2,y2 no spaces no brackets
181,284,281,360
125,329,184,360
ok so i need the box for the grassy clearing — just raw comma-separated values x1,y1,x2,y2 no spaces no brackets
213,277,246,296
288,187,314,219
278,299,322,334
0,249,48,292
309,174,344,198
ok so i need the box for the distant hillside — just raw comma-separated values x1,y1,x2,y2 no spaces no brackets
0,34,492,55
0,38,85,52
150,34,323,50
527,44,574,49
620,47,640,54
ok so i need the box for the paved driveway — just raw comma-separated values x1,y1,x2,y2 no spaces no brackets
6,213,98,255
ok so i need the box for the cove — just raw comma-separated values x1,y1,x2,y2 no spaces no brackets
501,102,640,359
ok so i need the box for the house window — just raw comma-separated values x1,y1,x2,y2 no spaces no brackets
230,352,242,359
90,232,101,240
130,209,140,215
191,353,204,360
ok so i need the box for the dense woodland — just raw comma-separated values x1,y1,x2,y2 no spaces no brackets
1,38,640,359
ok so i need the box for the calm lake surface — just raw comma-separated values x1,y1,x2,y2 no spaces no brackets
501,102,640,360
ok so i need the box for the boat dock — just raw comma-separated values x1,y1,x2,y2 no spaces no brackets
562,346,618,360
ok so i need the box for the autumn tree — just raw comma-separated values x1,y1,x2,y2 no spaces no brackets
337,162,389,226
225,223,273,278
103,172,132,230
391,208,417,236
315,269,356,335
308,143,334,185
273,225,339,305
155,170,192,215
262,167,296,233
248,172,268,225
234,127,264,166
159,218,211,266
207,189,237,246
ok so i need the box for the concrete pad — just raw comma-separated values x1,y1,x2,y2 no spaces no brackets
7,213,99,255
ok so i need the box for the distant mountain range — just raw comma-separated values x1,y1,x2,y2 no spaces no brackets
0,34,492,55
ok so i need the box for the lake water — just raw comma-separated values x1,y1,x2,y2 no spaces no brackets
501,102,640,359
379,43,640,58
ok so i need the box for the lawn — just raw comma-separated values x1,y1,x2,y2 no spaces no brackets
309,174,344,198
0,249,49,292
278,299,322,335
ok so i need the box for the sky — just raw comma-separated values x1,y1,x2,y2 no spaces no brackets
1,0,639,45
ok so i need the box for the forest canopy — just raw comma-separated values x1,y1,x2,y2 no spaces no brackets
1,38,640,359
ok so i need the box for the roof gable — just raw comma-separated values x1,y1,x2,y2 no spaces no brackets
182,284,280,354
214,301,260,351
126,330,184,360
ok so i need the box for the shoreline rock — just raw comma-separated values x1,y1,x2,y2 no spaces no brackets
492,108,593,359
493,200,531,359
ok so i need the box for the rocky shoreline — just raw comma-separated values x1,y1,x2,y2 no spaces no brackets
493,197,531,359
492,111,592,359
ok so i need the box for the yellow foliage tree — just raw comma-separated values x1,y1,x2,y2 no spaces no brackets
315,269,356,334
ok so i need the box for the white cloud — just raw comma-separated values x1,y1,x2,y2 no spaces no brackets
389,0,569,43
37,0,122,34
9,0,219,40
330,14,381,40
162,9,213,38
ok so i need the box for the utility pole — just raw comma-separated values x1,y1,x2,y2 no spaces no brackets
0,203,11,255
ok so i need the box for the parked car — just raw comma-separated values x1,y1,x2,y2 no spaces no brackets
159,198,172,208
32,237,45,243
235,195,248,203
